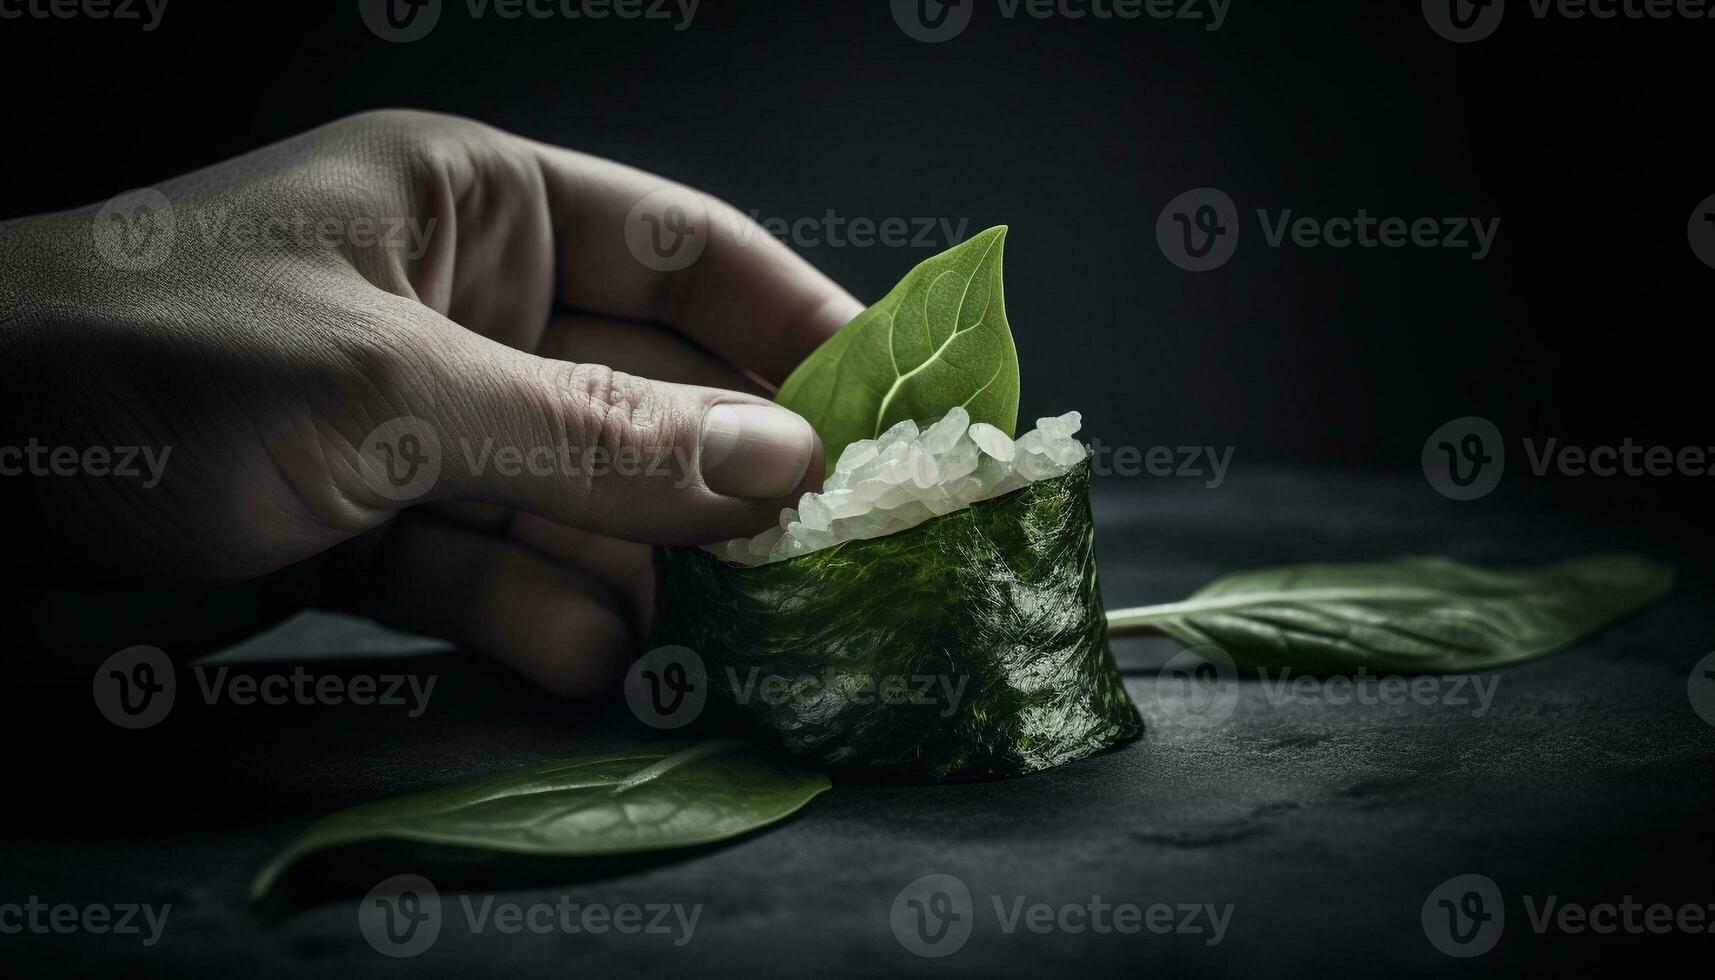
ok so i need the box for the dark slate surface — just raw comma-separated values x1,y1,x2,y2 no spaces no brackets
4,470,1712,978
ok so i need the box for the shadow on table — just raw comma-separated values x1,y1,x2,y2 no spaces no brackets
0,651,634,835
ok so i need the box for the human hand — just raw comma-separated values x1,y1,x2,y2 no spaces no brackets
0,109,861,694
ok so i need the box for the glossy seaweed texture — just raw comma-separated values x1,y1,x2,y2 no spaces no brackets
650,461,1142,781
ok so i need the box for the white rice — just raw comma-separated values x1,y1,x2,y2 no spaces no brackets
706,407,1088,566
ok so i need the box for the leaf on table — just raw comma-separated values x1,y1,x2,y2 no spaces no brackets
776,225,1019,468
1105,553,1673,674
250,738,831,901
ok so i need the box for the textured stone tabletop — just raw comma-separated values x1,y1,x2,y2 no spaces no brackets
5,470,1711,977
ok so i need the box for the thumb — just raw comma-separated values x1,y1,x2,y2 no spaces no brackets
374,325,822,545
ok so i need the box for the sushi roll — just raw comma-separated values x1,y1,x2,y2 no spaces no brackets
651,409,1142,780
648,227,1140,781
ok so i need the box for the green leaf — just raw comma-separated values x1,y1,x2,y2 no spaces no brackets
776,225,1019,468
1105,553,1672,674
249,739,830,901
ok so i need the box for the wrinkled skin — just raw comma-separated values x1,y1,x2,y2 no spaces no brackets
0,110,859,695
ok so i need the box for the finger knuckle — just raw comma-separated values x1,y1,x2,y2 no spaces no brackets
548,362,679,492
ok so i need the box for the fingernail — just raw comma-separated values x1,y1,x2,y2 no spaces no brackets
700,404,816,498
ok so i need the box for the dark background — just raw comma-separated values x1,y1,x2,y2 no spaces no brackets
3,4,1713,979
0,0,1705,487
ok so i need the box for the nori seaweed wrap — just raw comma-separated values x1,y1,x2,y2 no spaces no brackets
649,459,1142,781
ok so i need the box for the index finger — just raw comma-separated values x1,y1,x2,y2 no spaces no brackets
523,138,864,386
